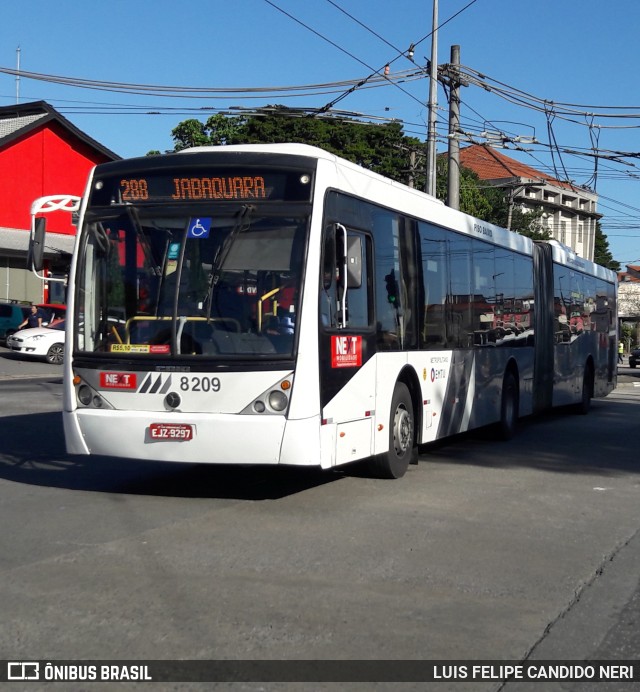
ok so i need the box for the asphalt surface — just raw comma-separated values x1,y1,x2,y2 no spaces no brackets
1,346,639,691
0,343,64,380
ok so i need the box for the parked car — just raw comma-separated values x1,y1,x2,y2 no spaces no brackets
629,348,640,368
0,301,31,341
6,319,66,364
0,302,67,341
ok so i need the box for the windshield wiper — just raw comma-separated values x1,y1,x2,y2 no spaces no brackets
125,205,161,276
204,204,254,320
91,221,110,253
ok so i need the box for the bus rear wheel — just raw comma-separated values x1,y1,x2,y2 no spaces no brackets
574,365,593,415
370,382,417,479
497,371,519,440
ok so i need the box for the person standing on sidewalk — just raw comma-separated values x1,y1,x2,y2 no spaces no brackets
618,340,624,364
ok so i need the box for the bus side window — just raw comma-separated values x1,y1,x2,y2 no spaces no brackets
418,222,448,348
321,223,370,329
373,211,406,350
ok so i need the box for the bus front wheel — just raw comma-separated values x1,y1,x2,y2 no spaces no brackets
370,382,417,479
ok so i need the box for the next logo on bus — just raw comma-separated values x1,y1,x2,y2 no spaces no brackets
99,372,138,389
331,335,362,369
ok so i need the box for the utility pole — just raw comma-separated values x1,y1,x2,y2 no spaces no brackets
446,44,461,210
425,0,438,196
15,46,21,104
506,187,517,230
408,148,416,188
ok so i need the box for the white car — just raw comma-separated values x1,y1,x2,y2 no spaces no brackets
6,319,66,364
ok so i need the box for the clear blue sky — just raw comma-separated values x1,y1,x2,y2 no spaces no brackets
2,0,640,265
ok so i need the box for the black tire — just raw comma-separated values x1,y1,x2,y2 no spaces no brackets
575,366,593,415
370,382,417,479
45,342,64,365
498,371,519,440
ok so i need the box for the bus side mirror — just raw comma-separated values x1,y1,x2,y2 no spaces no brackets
28,217,47,272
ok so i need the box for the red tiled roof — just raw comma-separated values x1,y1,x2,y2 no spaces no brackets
618,265,640,283
459,144,568,188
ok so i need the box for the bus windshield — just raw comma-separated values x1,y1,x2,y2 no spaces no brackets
74,206,308,359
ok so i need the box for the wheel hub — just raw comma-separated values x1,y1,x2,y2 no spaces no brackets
393,406,412,456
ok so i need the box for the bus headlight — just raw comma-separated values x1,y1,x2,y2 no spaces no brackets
268,390,288,411
74,377,114,409
241,373,293,415
78,385,92,406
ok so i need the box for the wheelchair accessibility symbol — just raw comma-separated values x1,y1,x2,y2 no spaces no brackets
187,217,212,238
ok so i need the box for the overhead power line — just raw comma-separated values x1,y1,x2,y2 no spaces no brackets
3,6,640,255
0,64,425,99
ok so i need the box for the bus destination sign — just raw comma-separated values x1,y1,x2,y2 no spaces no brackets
91,168,313,205
120,175,268,202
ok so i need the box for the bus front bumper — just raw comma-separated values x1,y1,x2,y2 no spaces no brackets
64,409,321,467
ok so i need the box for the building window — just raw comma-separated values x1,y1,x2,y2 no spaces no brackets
578,225,583,243
560,221,567,244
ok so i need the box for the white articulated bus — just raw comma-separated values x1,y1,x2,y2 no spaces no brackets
30,143,617,478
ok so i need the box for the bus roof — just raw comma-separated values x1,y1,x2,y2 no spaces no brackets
545,239,617,283
180,142,362,164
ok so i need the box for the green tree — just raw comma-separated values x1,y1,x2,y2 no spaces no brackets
170,119,209,150
164,107,414,184
436,159,492,219
238,107,410,181
593,222,620,271
171,113,247,150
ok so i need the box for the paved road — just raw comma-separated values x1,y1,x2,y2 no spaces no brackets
0,343,63,380
0,351,639,691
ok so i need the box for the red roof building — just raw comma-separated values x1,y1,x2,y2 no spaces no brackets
459,144,600,261
618,265,640,284
0,101,119,303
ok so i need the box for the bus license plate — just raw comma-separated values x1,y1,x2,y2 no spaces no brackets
149,423,194,441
